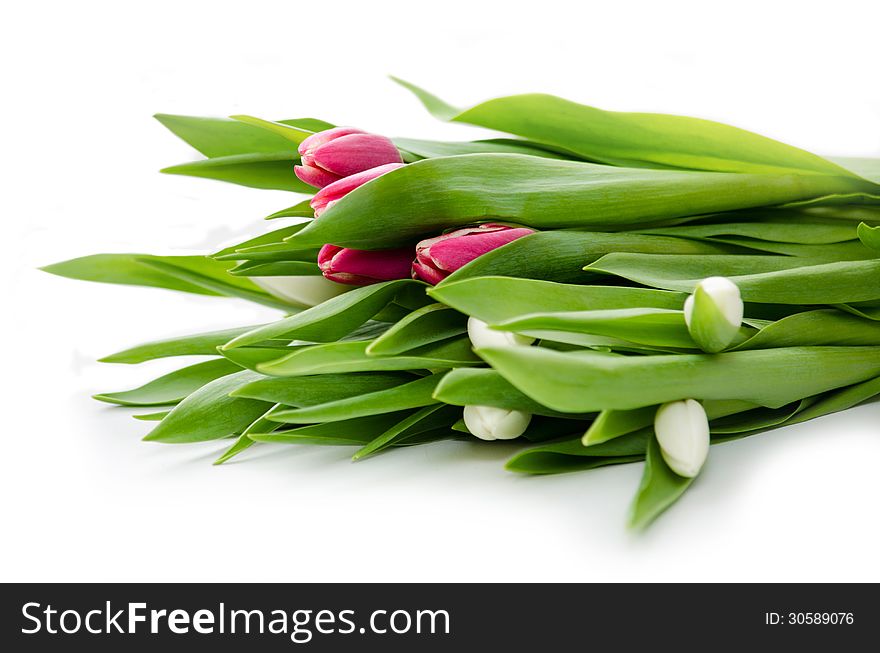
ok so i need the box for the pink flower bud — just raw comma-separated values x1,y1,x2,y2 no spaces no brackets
311,133,403,177
412,223,535,285
310,163,405,216
318,244,415,286
296,127,403,189
298,127,365,165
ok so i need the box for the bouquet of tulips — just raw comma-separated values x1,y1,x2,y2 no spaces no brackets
45,79,880,528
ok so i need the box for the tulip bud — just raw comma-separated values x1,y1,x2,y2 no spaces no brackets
683,276,743,353
296,127,403,189
467,317,535,350
462,405,532,441
653,399,710,478
318,243,414,286
251,275,350,308
411,223,535,285
310,162,405,216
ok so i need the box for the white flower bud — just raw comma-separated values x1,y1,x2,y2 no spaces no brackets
467,317,535,350
683,276,743,353
252,275,349,308
653,399,710,478
462,405,532,441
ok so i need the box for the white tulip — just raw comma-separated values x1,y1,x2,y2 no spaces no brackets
467,317,535,350
462,405,532,441
252,275,350,308
683,276,743,353
653,399,710,478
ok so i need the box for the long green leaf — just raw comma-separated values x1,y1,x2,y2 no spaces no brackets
429,276,686,323
478,345,880,412
588,253,880,304
352,405,455,460
256,338,480,377
232,372,414,407
443,231,740,284
249,412,413,446
494,308,699,348
266,374,443,424
629,436,695,529
222,280,426,349
366,303,467,356
287,154,869,249
393,78,873,182
154,114,301,157
736,309,880,349
160,151,313,192
433,368,592,418
94,359,240,406
144,371,271,443
100,324,266,364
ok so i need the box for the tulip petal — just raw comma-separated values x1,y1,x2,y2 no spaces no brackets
330,247,414,281
313,133,403,177
311,163,406,215
298,126,364,157
425,227,534,272
294,164,343,189
411,258,447,285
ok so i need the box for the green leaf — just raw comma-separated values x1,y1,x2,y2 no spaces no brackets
160,151,314,192
100,324,265,364
231,372,412,406
287,154,870,249
494,308,698,349
829,157,880,184
42,253,288,309
213,405,283,465
211,223,311,259
430,277,686,325
583,400,757,445
229,115,313,144
133,411,170,421
256,338,481,377
638,220,858,245
506,430,649,474
218,345,298,372
144,371,272,443
229,260,321,276
394,78,873,181
154,114,301,157
265,200,315,220
433,368,592,418
629,436,695,529
222,280,427,349
266,374,443,424
588,254,880,304
94,358,240,406
478,345,880,412
443,231,739,284
392,137,566,160
249,412,412,446
352,405,456,460
782,375,880,425
138,259,294,310
857,222,880,251
736,309,880,349
366,303,467,356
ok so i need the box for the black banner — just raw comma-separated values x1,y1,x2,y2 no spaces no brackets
1,583,875,650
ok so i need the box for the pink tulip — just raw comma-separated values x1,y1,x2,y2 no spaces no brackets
411,223,535,285
310,162,405,216
295,127,403,189
318,244,415,286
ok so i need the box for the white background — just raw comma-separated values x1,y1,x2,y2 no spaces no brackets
2,0,879,582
